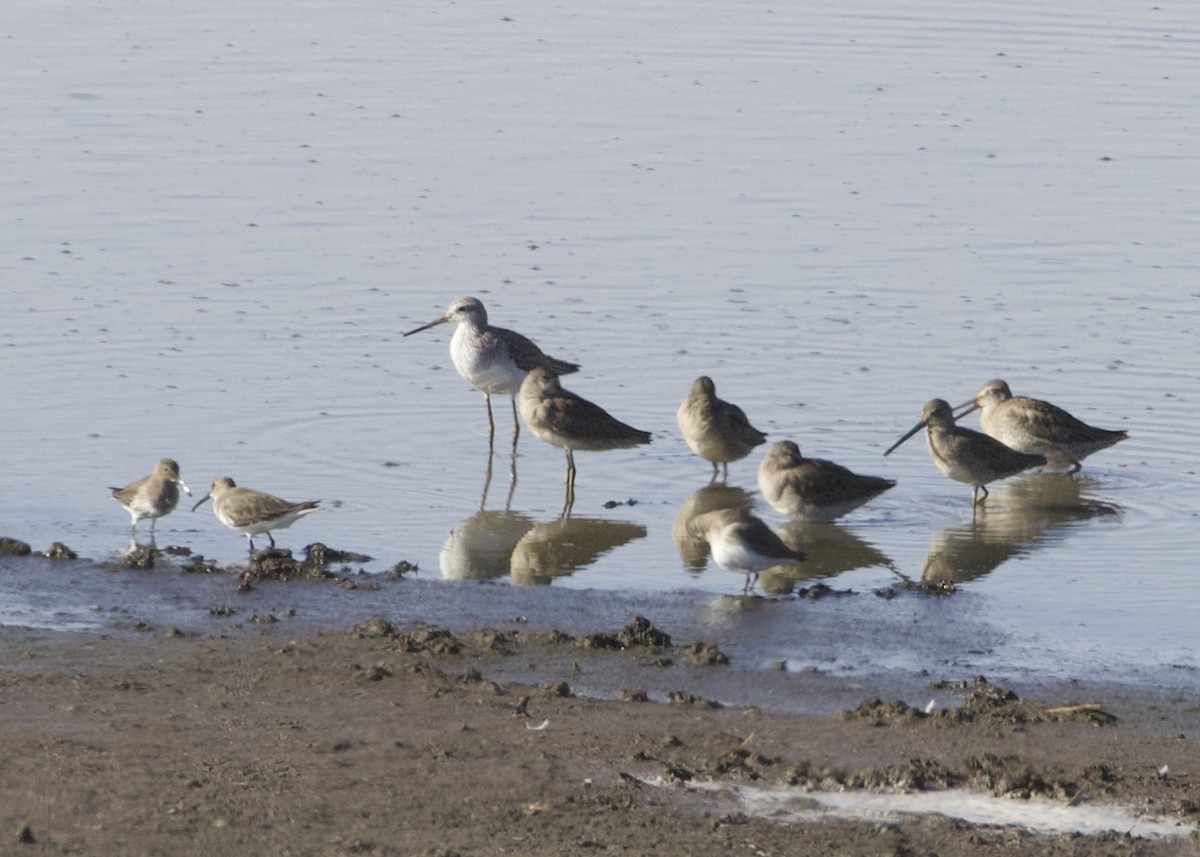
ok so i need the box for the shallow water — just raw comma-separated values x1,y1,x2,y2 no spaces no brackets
2,0,1198,686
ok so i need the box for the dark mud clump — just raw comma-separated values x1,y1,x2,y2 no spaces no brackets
179,554,225,575
116,543,157,569
237,547,337,587
780,753,1080,801
681,642,730,667
842,677,1118,729
840,698,928,726
666,690,720,709
796,582,856,600
617,615,671,648
875,577,956,598
350,617,397,638
303,542,374,567
382,560,418,578
0,537,32,556
963,752,1079,800
348,619,463,656
42,542,77,560
580,615,672,651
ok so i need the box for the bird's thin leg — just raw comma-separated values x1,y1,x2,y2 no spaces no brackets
247,535,256,552
485,394,496,446
709,462,719,483
149,518,157,537
508,404,519,483
562,450,577,518
721,462,730,483
267,532,276,548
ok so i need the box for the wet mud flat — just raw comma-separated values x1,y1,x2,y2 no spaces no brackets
1,615,1198,856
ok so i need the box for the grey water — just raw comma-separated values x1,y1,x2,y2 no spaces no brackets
2,0,1197,691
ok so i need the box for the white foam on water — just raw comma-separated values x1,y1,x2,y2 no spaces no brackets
678,779,1195,839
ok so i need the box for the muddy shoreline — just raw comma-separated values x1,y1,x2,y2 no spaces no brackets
2,607,1199,855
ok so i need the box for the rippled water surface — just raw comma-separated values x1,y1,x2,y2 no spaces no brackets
3,0,1197,685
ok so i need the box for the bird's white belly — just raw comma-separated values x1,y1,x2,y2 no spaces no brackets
711,531,771,573
450,330,524,395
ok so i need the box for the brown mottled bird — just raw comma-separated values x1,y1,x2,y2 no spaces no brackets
517,367,651,498
110,458,191,539
758,440,895,521
676,376,767,481
192,477,319,551
886,399,1045,505
955,379,1128,472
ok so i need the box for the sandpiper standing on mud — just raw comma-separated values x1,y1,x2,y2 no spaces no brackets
110,458,191,540
192,477,319,551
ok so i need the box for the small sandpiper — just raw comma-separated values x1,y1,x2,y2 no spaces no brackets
758,440,895,522
110,458,191,539
404,296,580,445
517,366,651,501
687,507,806,594
955,379,1128,472
192,477,319,551
885,399,1045,505
676,376,768,481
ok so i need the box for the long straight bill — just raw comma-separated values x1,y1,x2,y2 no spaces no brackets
883,421,924,456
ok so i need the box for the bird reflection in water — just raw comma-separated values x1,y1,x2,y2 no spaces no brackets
674,483,894,595
510,516,647,585
920,471,1121,586
749,521,896,596
440,447,531,581
439,508,536,581
672,483,756,570
774,520,895,579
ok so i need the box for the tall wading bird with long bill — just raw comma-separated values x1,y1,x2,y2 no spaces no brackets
885,398,1045,506
954,379,1128,473
403,296,580,449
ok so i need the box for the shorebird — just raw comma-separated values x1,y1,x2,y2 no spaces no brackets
404,296,580,445
885,399,1046,505
192,477,319,551
676,376,768,481
954,379,1128,472
687,508,806,594
758,440,895,522
110,458,191,539
516,366,651,502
